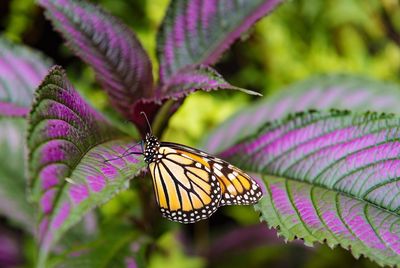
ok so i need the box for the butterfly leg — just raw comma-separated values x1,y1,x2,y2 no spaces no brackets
104,150,143,163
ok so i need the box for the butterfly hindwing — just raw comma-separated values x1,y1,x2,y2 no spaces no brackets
209,158,263,206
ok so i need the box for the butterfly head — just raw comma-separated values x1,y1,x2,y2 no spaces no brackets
143,133,160,163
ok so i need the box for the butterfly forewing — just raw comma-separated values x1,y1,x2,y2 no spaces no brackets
149,145,222,223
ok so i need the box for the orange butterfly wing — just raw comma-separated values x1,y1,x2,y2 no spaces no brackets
149,142,262,223
149,146,221,223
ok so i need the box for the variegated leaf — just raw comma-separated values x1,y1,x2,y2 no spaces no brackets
157,0,284,82
27,66,146,265
0,37,51,116
219,110,400,266
38,0,154,120
203,75,400,153
0,38,51,231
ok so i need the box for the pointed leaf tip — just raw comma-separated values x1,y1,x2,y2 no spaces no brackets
158,65,260,99
130,65,259,135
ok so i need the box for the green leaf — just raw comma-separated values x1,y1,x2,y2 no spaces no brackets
27,66,146,265
49,224,141,268
149,231,205,268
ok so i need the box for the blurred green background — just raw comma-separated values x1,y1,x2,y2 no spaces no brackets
1,0,400,267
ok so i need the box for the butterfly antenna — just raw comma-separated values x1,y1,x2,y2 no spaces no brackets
140,111,152,134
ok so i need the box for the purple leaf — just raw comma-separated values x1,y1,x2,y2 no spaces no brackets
0,39,51,231
0,103,30,117
157,0,284,82
206,223,300,262
130,99,165,137
38,0,154,120
0,38,52,116
131,65,259,136
0,117,34,232
202,75,400,154
0,229,24,267
219,110,400,266
157,65,260,99
258,176,400,266
125,257,138,268
27,66,146,265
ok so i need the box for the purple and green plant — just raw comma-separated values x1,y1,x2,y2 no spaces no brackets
31,0,280,265
0,38,52,232
1,0,400,267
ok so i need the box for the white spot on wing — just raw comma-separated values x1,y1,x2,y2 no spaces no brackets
214,163,223,170
227,184,235,193
227,173,236,180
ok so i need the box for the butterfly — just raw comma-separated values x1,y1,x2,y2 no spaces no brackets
106,112,263,223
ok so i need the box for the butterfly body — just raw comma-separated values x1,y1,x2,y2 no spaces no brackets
143,133,263,224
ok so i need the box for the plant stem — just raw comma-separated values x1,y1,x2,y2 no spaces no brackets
152,100,177,137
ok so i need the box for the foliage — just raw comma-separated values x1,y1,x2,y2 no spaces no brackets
219,110,400,266
0,0,400,267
